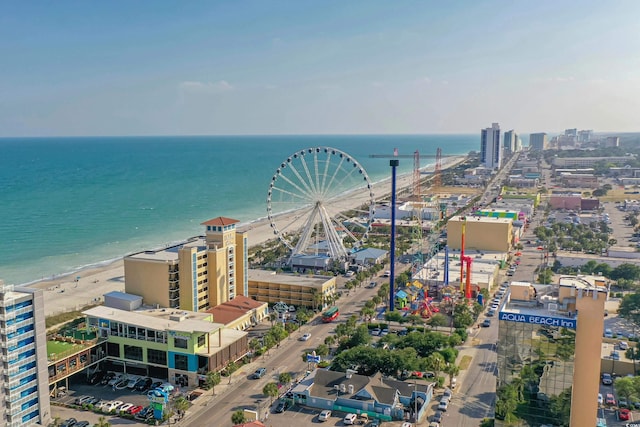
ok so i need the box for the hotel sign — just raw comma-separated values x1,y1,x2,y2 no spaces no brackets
499,312,576,329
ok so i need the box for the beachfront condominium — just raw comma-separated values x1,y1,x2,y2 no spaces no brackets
481,123,502,169
495,279,607,427
503,130,517,155
124,217,248,312
0,282,51,427
529,132,548,151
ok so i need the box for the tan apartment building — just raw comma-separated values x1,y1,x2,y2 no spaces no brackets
496,278,607,427
447,215,513,252
124,217,248,312
248,269,337,309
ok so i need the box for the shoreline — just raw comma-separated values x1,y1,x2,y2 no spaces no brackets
23,155,468,317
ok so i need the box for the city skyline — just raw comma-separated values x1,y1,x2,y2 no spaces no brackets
1,1,640,137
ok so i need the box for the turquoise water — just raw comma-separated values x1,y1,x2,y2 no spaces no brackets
0,135,477,284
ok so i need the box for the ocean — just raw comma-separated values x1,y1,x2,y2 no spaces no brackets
0,134,478,285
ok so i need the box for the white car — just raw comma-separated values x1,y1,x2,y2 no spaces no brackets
619,341,629,350
103,400,124,413
299,333,311,341
107,374,123,386
126,377,138,389
343,413,357,425
598,393,603,405
119,403,134,413
318,410,331,422
437,398,449,411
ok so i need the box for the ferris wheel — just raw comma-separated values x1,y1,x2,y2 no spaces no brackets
267,147,376,262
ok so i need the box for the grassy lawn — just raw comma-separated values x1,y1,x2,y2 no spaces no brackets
46,340,83,358
459,355,473,370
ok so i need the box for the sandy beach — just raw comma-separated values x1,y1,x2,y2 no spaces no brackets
28,155,467,318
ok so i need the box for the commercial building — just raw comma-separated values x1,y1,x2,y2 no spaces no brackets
124,217,248,312
529,133,548,151
0,283,51,427
447,215,513,252
549,193,600,211
552,156,635,168
83,299,247,388
495,279,607,427
247,269,337,309
290,369,433,422
481,123,502,169
205,295,269,331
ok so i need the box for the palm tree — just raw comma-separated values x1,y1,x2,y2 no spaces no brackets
263,382,279,405
173,396,190,419
231,410,247,425
93,416,110,427
278,371,292,386
444,363,460,389
205,370,221,395
426,353,446,384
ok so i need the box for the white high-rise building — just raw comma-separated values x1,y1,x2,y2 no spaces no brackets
481,123,502,169
0,282,51,426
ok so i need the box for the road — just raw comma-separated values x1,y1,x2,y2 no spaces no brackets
185,279,388,427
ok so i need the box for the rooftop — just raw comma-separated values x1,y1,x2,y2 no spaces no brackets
249,269,334,288
126,237,207,262
83,305,222,334
449,215,513,225
205,295,267,325
201,216,239,226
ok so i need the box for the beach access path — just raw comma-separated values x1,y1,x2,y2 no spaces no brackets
30,156,468,318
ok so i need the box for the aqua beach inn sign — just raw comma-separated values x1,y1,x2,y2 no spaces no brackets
499,312,577,329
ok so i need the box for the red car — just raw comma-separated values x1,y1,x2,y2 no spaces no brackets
606,393,616,405
619,408,631,421
128,405,144,415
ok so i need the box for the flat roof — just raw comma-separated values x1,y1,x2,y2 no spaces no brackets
248,269,333,288
83,305,223,334
126,237,207,262
448,215,513,224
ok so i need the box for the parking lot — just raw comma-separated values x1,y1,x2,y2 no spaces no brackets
51,371,174,424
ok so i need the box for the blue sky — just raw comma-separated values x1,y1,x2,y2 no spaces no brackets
1,0,639,136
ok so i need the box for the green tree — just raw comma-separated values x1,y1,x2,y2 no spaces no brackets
173,395,190,417
615,377,637,402
263,382,279,405
444,363,460,388
428,313,448,328
384,311,403,323
268,324,288,345
361,307,375,323
205,370,221,395
279,371,292,386
315,343,330,357
263,334,276,354
93,416,111,427
324,335,336,347
231,410,247,425
426,353,446,381
612,263,640,281
372,295,382,306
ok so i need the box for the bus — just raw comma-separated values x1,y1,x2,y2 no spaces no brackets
322,306,339,323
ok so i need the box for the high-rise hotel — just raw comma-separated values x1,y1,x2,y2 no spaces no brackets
0,282,51,426
481,123,502,169
124,217,248,312
496,279,607,427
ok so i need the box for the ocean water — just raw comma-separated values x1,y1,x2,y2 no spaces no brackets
0,135,478,285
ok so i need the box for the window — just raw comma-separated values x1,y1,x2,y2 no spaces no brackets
107,342,120,357
147,348,167,366
174,354,188,371
197,335,206,347
174,336,188,349
124,345,143,361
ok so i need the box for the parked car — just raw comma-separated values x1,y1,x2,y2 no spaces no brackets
150,381,163,390
119,403,134,413
108,374,124,387
604,329,613,338
136,377,153,392
367,419,381,427
432,411,444,423
75,422,90,427
605,393,616,405
367,282,377,288
343,413,357,425
598,393,603,405
619,408,631,421
318,410,332,422
252,368,267,379
482,319,491,328
437,398,449,411
74,395,93,405
275,400,290,413
135,406,153,420
619,397,629,408
128,405,144,415
371,328,381,336
380,328,389,336
611,351,620,361
443,388,453,399
486,309,495,317
101,372,116,385
126,377,139,389
299,333,311,341
619,341,629,350
103,401,124,413
602,373,613,385
61,418,77,427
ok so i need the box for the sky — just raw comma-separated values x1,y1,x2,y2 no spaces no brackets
1,0,640,137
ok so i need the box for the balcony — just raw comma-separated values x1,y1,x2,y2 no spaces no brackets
1,310,16,321
2,339,18,349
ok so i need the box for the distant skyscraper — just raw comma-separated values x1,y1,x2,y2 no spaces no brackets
481,123,502,169
503,130,517,155
578,130,593,143
564,128,577,137
0,282,51,427
529,133,548,151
